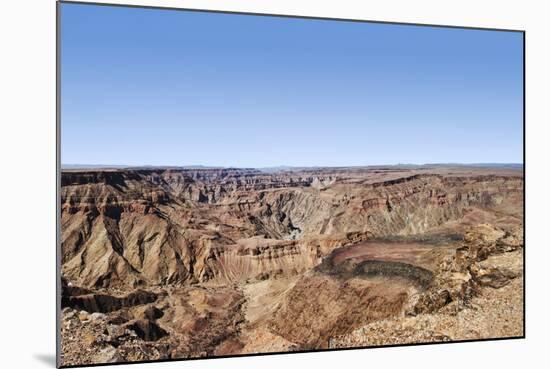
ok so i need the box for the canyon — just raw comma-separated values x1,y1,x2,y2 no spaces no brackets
59,165,524,366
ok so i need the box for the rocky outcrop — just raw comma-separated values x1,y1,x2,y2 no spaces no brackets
123,319,168,341
62,288,159,313
410,224,523,315
60,285,247,366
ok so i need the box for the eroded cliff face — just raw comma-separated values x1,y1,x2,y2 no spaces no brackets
61,168,522,289
59,166,523,366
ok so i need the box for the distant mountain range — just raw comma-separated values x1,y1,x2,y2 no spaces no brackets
61,163,523,172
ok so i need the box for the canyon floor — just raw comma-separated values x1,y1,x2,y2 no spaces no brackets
59,165,524,366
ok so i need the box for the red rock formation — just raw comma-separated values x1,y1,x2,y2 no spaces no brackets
59,166,523,366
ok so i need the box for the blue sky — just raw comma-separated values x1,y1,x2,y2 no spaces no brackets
61,3,523,167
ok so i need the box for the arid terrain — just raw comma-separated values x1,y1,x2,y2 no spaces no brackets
59,165,524,366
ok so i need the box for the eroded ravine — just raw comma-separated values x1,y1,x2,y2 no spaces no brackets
60,167,523,365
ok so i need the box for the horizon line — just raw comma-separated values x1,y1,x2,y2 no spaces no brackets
61,162,524,169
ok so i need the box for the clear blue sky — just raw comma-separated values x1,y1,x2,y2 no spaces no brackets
61,3,523,167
